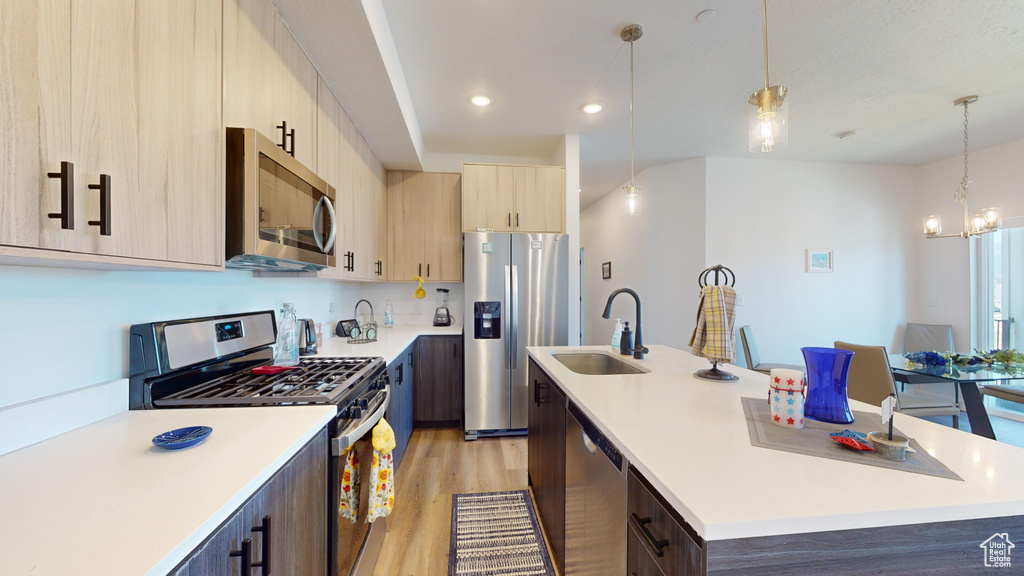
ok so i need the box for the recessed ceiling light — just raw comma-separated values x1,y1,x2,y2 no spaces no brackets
470,95,492,107
581,103,604,114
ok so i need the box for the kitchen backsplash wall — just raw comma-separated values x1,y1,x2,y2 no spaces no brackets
360,282,465,325
0,266,363,408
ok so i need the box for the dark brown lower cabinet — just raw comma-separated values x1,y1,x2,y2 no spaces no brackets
627,466,704,576
413,335,464,425
527,358,566,575
170,429,328,576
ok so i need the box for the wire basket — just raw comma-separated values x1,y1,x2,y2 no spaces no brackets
347,320,378,344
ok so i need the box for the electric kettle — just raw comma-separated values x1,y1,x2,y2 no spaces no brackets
298,318,317,355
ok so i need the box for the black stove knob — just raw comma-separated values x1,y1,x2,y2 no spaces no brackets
350,406,362,419
358,398,369,409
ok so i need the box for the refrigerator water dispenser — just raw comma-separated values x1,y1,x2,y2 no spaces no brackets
473,302,501,339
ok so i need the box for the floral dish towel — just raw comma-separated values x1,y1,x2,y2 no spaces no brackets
367,418,395,522
338,445,360,523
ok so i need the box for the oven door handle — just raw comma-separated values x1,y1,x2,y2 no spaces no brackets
331,387,390,455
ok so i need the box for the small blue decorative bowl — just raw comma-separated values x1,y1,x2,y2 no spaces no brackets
152,426,213,451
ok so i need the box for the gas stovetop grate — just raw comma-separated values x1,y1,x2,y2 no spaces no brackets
154,356,383,407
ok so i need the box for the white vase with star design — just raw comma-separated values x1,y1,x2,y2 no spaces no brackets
768,368,806,430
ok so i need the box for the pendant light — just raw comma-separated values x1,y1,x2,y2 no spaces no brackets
748,0,788,153
923,95,1001,239
622,24,643,216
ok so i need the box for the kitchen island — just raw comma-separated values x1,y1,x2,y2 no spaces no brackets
528,345,1024,574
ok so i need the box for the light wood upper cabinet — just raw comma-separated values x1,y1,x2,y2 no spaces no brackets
388,171,462,282
462,163,514,232
0,0,222,268
514,166,565,233
462,163,565,233
316,78,385,281
0,0,73,253
224,0,317,169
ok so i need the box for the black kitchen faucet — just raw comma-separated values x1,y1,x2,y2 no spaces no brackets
602,288,649,360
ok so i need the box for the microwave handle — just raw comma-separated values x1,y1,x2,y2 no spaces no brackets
322,197,337,253
312,197,338,255
331,386,390,455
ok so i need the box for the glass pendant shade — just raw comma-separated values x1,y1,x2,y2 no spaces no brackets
749,86,788,153
624,184,642,216
971,214,988,234
983,207,1002,230
923,215,942,236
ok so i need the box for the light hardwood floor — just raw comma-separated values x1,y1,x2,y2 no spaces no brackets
373,428,550,576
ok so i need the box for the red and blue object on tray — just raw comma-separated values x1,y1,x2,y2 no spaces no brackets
829,429,874,451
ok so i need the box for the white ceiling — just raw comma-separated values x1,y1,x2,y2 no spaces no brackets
281,1,1024,208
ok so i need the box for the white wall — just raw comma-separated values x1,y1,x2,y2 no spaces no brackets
910,136,1024,351
0,266,363,408
705,158,916,364
645,159,707,349
558,136,582,345
581,156,917,366
581,172,649,347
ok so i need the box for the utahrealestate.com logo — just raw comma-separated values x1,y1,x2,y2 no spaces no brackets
980,533,1014,568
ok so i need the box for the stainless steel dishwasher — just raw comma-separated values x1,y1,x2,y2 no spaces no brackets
565,402,627,576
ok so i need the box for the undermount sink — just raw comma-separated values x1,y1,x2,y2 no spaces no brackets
551,352,648,376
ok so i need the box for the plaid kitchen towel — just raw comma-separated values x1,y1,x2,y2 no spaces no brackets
688,285,737,362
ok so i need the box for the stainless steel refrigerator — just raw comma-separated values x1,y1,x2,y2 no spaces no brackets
464,232,568,439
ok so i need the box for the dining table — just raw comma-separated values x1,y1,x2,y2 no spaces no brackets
889,354,1024,440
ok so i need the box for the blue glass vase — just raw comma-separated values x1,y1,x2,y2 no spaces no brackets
801,347,855,424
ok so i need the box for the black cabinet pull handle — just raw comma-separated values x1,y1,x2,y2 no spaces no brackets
277,121,288,150
46,161,74,230
396,363,403,384
629,513,669,558
229,538,252,573
508,213,511,227
287,128,295,157
87,174,111,236
534,380,541,407
516,213,519,228
426,263,430,277
418,263,422,276
251,515,271,575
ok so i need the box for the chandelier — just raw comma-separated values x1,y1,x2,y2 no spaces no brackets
748,0,788,153
923,96,1001,239
622,24,643,216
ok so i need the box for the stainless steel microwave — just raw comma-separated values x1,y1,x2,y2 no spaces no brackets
225,127,336,271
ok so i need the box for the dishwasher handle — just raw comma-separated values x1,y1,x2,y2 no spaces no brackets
331,387,390,455
581,430,598,455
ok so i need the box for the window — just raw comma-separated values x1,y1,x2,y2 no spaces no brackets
976,217,1024,421
977,218,1024,351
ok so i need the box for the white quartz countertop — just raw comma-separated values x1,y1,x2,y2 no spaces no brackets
528,345,1024,541
315,323,462,363
0,405,335,576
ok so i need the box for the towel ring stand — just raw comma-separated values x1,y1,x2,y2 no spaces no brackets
694,264,739,382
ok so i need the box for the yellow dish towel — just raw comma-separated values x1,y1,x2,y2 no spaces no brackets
367,418,395,522
688,285,737,362
338,445,360,523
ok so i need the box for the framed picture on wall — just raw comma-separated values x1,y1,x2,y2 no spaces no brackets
806,249,833,273
602,261,612,279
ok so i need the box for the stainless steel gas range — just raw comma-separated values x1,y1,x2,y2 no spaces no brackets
129,310,389,576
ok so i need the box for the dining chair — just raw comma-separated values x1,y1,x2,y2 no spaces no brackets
836,341,960,428
899,323,959,399
739,326,804,375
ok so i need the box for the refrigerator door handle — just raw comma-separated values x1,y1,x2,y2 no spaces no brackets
511,264,519,369
504,265,512,369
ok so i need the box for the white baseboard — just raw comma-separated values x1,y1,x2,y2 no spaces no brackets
0,379,127,456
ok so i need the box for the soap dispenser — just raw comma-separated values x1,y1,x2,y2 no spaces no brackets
619,321,633,356
611,318,623,351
